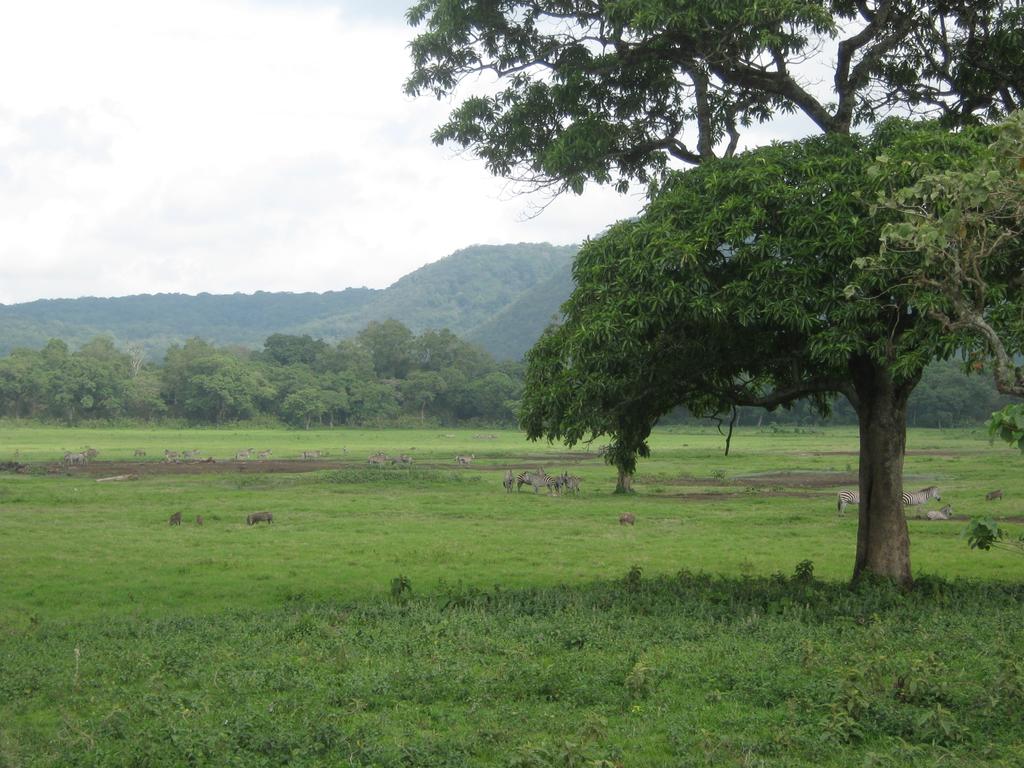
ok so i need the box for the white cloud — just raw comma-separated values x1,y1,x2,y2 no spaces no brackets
0,0,811,306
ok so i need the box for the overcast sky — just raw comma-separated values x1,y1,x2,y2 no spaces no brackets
0,0,817,305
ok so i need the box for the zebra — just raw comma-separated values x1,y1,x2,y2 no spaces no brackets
257,450,272,460
455,454,475,466
183,449,201,461
516,469,553,494
235,449,252,461
836,489,859,516
301,450,321,460
396,454,413,466
503,469,514,493
925,504,953,521
367,453,391,466
133,449,146,458
164,449,180,463
902,486,941,507
63,451,88,466
563,474,581,495
836,486,941,515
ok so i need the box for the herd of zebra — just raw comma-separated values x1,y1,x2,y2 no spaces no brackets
503,468,582,495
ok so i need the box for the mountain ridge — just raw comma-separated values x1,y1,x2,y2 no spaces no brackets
0,243,577,360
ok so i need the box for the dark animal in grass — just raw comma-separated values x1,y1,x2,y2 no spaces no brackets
196,515,204,526
619,513,636,526
986,489,1003,501
169,512,182,526
246,511,273,525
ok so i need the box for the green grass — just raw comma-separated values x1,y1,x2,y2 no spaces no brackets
1,425,1023,766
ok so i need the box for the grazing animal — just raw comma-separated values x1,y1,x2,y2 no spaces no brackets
84,448,99,459
183,450,201,460
503,469,514,493
561,474,581,495
837,486,941,515
986,489,1003,501
133,449,146,457
63,451,88,466
367,453,391,465
836,489,859,515
196,515,204,526
169,512,182,526
516,469,553,494
246,511,273,526
257,450,272,460
903,486,942,507
396,454,413,466
301,450,321,460
235,449,252,461
619,513,636,526
164,450,180,463
455,454,475,466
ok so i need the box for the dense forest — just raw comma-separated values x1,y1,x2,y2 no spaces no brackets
0,243,577,361
0,322,524,427
0,319,1011,429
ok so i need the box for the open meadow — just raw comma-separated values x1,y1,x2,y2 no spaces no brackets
1,425,1023,766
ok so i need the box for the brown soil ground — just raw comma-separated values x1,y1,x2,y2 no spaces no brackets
34,457,594,478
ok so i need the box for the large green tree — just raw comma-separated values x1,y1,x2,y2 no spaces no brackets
520,120,1023,585
408,1,1023,585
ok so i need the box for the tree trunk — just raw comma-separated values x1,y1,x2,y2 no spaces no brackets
850,358,919,587
614,467,633,494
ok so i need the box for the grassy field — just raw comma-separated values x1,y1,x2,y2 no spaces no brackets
1,424,1023,766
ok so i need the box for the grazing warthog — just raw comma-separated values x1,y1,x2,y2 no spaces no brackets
986,489,1003,501
257,450,272,460
133,449,146,457
503,469,514,493
196,515,204,526
246,511,273,526
619,513,636,526
169,512,182,526
455,454,474,466
63,451,88,466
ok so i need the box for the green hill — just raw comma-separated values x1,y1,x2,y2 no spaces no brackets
0,243,577,360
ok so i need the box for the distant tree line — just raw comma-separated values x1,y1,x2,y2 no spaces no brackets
0,320,524,427
0,319,1007,429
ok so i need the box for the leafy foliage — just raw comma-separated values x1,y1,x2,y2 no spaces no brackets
0,322,524,426
407,0,1023,193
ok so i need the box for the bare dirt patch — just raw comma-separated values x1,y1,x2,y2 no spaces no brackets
654,489,824,502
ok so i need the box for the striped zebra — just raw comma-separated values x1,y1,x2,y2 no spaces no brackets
517,469,553,494
563,474,581,495
503,469,514,493
836,486,941,515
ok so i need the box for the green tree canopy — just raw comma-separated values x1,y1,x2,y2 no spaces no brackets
407,0,1022,192
521,119,1022,584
